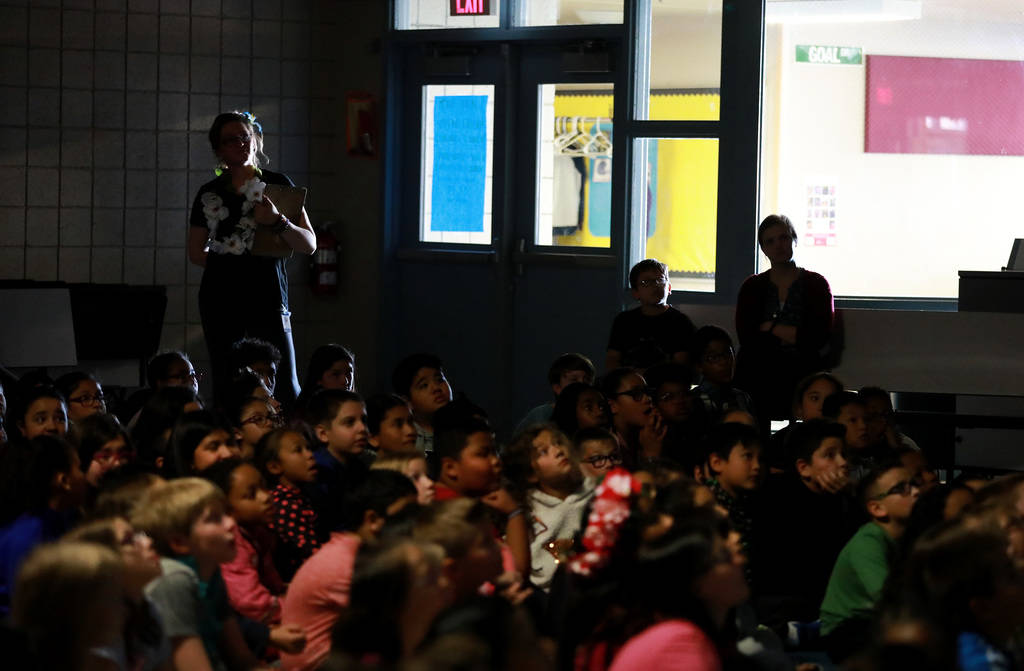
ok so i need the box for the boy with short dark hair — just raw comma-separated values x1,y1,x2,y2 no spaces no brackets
756,419,858,626
433,417,529,577
134,477,265,671
606,258,696,371
391,353,454,455
514,353,596,434
691,325,755,421
309,389,371,538
702,421,762,583
644,361,701,470
230,337,282,397
365,393,418,455
822,391,874,482
819,460,920,662
280,470,417,671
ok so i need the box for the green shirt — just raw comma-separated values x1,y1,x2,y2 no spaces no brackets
819,521,895,636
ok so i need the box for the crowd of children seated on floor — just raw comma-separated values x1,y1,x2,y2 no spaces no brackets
0,259,1021,671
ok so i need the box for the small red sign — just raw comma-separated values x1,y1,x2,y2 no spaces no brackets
450,0,490,16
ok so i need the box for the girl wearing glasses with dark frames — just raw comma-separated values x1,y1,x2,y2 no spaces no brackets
599,368,666,469
187,112,317,411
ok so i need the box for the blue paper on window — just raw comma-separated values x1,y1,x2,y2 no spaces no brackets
431,96,488,233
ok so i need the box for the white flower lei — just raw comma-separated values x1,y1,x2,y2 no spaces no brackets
204,175,267,256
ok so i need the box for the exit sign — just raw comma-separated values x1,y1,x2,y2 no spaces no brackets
796,45,863,65
450,0,490,16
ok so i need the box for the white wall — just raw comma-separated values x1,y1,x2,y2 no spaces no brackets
766,18,1024,298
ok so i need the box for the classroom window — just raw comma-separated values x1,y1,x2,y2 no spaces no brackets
643,0,722,121
514,0,623,27
535,84,614,249
635,137,720,293
760,0,1024,299
420,85,495,244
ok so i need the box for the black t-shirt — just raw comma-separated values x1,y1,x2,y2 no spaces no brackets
189,169,294,309
606,306,696,364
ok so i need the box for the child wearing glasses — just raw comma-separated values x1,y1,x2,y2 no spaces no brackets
599,368,665,468
504,424,595,591
690,325,755,425
605,258,696,371
573,427,623,480
55,371,106,424
228,394,281,461
819,460,920,662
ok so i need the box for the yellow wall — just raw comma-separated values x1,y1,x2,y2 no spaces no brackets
552,93,719,274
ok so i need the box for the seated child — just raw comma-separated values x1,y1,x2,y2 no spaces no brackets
822,391,874,483
133,477,265,671
573,427,623,480
201,458,285,625
391,353,453,455
504,424,596,591
0,435,87,618
64,516,172,671
293,344,356,422
229,337,282,400
169,410,239,477
365,393,418,455
644,361,701,467
11,385,68,440
72,412,135,491
227,393,281,461
756,419,858,626
606,258,696,371
257,428,321,582
280,470,418,671
764,371,843,472
11,541,126,670
550,382,610,438
600,367,664,467
55,371,107,424
371,451,436,504
433,417,528,577
819,460,920,662
309,389,371,537
120,350,202,428
701,422,762,586
329,536,450,668
130,386,203,472
690,325,755,420
899,524,1024,671
859,386,921,453
514,353,596,434
896,445,938,492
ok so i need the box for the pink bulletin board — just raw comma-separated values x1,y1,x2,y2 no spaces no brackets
865,55,1024,156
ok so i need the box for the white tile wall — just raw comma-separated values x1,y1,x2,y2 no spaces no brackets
1,0,342,379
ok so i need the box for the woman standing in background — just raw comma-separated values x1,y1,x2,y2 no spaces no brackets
187,111,316,409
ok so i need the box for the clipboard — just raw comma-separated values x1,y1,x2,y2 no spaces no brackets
251,184,308,258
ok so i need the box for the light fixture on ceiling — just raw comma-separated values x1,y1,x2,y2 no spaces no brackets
766,0,922,24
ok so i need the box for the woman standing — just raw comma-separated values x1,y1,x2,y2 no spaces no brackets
188,111,316,409
734,214,834,428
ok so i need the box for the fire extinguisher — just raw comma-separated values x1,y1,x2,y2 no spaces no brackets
310,222,339,296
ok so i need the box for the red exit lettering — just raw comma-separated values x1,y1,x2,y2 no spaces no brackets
450,0,489,16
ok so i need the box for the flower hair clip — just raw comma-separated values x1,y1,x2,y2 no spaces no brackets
567,468,642,577
242,110,263,135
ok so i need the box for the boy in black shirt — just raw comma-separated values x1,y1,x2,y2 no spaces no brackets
606,258,696,371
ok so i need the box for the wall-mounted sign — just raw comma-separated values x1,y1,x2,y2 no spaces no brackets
796,45,863,65
450,0,490,16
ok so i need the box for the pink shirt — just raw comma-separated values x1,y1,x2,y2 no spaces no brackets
279,532,361,671
608,620,721,671
220,525,285,624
